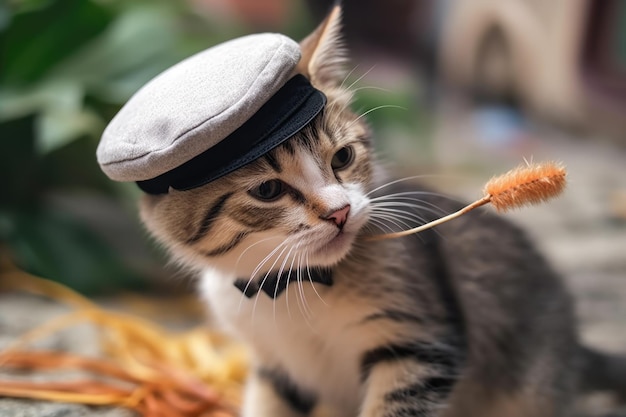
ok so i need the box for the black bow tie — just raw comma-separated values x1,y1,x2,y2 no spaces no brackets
234,268,333,299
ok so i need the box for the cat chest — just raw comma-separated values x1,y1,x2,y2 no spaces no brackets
199,269,385,407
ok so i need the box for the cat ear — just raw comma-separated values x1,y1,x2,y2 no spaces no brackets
297,5,347,88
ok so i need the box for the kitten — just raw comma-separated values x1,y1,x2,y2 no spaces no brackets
138,7,626,417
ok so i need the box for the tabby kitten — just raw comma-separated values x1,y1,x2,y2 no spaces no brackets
139,8,624,417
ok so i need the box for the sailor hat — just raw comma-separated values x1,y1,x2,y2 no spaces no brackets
96,33,326,194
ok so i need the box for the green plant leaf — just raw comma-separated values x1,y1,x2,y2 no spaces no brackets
0,114,41,206
37,107,103,154
49,4,185,103
0,3,10,31
0,0,114,85
0,80,102,155
2,207,146,295
38,134,117,192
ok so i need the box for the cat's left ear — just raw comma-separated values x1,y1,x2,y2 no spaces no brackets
297,5,347,88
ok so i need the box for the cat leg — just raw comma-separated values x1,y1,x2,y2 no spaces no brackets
241,368,316,417
359,343,462,417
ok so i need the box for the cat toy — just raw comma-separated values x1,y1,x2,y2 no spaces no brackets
367,161,567,241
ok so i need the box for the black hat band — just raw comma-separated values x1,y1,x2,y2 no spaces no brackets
137,74,326,195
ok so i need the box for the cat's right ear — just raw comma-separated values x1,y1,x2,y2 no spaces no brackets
297,4,347,88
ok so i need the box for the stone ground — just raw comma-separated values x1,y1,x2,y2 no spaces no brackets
0,295,139,417
1,98,625,416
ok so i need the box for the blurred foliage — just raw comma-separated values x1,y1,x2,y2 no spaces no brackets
351,81,433,170
352,86,429,140
0,0,256,294
0,0,424,294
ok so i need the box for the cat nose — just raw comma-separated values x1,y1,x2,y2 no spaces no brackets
322,204,351,229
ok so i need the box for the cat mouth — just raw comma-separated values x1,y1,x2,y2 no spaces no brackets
311,229,355,260
307,207,368,263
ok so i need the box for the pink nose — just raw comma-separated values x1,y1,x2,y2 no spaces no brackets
323,204,351,229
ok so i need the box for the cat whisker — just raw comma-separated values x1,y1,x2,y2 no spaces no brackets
370,201,449,218
301,253,318,319
368,208,446,241
369,212,421,233
248,237,291,281
274,243,300,320
368,188,458,222
305,252,328,307
292,251,318,333
365,217,398,234
371,201,448,219
370,200,436,216
287,250,302,318
292,251,321,334
352,85,393,94
296,252,314,322
346,64,376,91
279,243,302,322
326,64,363,113
339,63,360,89
366,176,455,197
369,207,428,229
234,234,283,270
368,190,455,202
347,105,406,130
369,211,437,234
261,242,298,325
325,89,355,118
250,242,292,324
276,243,298,298
294,252,308,319
240,239,290,316
281,243,317,331
370,207,430,226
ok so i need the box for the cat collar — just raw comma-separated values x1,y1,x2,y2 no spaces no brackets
96,33,326,194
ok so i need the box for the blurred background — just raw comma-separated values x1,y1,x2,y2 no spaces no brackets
0,0,626,412
1,0,625,411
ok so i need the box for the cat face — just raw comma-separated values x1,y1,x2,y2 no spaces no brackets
140,95,375,276
139,8,376,277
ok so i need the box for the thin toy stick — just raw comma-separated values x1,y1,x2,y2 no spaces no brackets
366,161,567,241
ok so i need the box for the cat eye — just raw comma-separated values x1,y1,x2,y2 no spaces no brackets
331,146,354,171
248,179,285,201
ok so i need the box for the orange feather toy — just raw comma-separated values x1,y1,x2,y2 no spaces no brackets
366,161,567,241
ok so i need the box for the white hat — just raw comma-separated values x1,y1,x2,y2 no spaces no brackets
97,33,326,194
